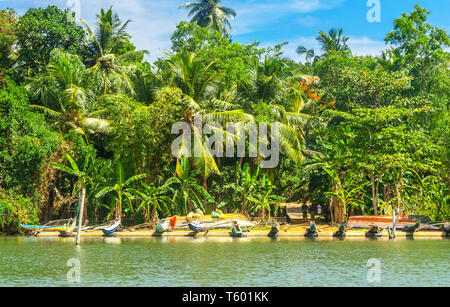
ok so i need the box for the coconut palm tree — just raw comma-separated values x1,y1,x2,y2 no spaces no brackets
81,7,148,95
166,51,254,188
316,28,350,53
179,0,236,35
26,49,111,142
296,46,316,63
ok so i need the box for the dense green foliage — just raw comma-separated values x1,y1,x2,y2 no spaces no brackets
0,3,448,233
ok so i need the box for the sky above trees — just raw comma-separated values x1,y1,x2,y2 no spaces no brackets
2,0,449,61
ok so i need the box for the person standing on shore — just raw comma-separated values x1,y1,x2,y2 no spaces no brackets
302,203,308,221
309,204,316,222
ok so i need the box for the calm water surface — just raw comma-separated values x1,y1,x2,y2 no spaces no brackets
0,236,448,287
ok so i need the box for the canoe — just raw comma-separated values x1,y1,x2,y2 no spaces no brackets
156,220,169,233
188,222,205,232
102,219,121,235
348,215,419,230
20,224,66,232
59,220,77,237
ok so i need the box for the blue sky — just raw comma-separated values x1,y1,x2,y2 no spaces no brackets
1,0,449,62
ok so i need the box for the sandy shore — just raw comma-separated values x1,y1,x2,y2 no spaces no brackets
33,226,447,238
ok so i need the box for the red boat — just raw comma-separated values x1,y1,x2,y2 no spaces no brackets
347,215,437,230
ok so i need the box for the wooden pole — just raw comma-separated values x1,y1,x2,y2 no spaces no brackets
76,188,86,245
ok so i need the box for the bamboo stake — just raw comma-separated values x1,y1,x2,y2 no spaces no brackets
76,188,86,245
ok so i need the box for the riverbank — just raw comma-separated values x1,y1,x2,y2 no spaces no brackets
28,226,447,239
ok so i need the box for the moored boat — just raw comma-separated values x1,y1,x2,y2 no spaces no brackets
102,219,121,236
156,220,169,233
348,215,427,230
59,219,77,237
20,224,66,232
188,222,205,233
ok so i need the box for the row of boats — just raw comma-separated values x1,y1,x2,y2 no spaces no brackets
20,217,251,238
20,214,449,238
20,219,121,237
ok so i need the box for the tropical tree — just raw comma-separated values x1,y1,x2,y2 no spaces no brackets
95,162,146,220
296,46,316,63
180,0,237,35
166,51,218,106
165,158,214,215
50,153,94,241
0,9,18,74
16,6,85,76
166,51,254,187
228,162,260,215
135,183,175,222
26,49,111,143
385,4,450,95
316,28,350,53
247,174,284,221
81,7,147,95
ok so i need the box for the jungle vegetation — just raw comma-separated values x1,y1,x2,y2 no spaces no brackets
0,3,448,233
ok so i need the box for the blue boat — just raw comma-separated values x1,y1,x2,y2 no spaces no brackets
102,219,121,235
20,224,66,231
188,222,205,233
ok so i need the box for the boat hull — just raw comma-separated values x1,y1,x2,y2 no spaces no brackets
188,223,205,232
102,220,121,235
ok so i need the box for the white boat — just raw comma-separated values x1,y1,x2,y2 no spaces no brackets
102,219,121,235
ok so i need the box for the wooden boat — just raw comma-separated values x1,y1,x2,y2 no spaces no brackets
188,222,205,233
20,224,66,232
102,219,121,236
59,219,76,237
156,220,169,233
347,215,429,230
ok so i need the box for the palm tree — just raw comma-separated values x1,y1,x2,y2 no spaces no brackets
296,46,316,63
95,162,146,220
239,56,311,165
165,158,214,215
81,7,147,95
316,28,350,53
180,0,236,35
166,51,218,107
166,51,254,188
26,49,111,143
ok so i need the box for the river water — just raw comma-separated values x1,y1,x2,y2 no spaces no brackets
0,236,448,287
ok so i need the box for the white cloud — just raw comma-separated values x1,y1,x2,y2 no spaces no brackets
348,36,387,56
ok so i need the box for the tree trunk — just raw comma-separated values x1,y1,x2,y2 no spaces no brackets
241,192,248,215
371,176,378,215
76,188,86,245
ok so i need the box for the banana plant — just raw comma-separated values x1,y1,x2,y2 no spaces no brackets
247,174,284,222
165,158,214,216
95,162,146,220
135,183,175,223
